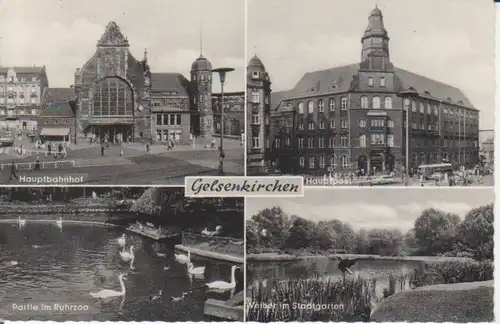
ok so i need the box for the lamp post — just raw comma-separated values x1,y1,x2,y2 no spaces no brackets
212,67,234,175
398,89,419,186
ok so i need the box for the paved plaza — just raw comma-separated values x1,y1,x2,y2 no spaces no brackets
0,135,244,184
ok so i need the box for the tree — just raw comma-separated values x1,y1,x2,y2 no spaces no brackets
366,228,404,256
413,208,461,255
283,217,314,250
455,204,494,260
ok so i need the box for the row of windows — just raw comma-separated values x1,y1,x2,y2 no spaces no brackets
0,86,38,93
250,91,269,105
0,108,38,116
192,74,211,82
444,121,477,130
299,155,350,169
295,118,396,131
156,129,183,142
367,76,386,87
155,113,182,126
404,98,479,119
0,76,38,82
282,134,396,149
0,97,39,105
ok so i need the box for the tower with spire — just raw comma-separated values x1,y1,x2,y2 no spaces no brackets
190,27,213,138
360,6,390,69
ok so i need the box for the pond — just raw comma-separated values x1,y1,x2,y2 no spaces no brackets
247,257,425,300
0,218,239,321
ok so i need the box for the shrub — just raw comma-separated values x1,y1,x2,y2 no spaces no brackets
423,259,493,285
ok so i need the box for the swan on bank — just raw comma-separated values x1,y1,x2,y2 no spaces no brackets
90,273,127,298
120,246,135,261
206,265,237,290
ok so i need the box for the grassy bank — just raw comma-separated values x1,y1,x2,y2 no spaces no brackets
246,259,493,322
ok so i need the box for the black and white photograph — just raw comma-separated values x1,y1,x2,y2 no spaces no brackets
0,0,245,185
246,0,494,187
245,188,494,322
0,187,244,321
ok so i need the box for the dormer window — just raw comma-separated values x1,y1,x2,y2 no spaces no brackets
446,97,452,101
252,71,259,79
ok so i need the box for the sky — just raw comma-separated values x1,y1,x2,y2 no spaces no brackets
246,188,494,232
0,0,245,92
248,0,495,130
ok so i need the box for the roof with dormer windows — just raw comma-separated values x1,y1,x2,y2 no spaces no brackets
150,73,189,96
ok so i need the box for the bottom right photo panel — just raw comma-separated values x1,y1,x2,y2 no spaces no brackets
245,188,494,323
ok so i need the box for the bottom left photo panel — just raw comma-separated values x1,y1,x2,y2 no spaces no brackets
0,186,245,322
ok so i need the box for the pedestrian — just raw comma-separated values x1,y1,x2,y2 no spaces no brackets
101,144,105,156
146,143,150,153
34,153,40,171
211,138,216,149
9,161,18,181
48,142,52,155
120,146,123,156
167,140,173,151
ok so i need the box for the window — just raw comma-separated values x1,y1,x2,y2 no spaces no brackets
200,74,205,81
340,135,348,147
285,136,291,146
308,121,314,129
384,96,392,109
319,121,325,129
412,122,417,129
318,99,324,112
307,100,314,114
252,71,259,79
340,120,348,129
264,114,269,125
387,134,394,147
329,155,335,167
308,157,315,169
434,106,438,116
329,98,336,111
359,119,366,128
368,77,374,87
32,77,37,82
411,100,417,112
308,137,314,148
419,102,424,114
341,97,347,110
200,94,204,102
298,123,304,130
298,102,304,114
319,156,325,168
251,91,259,103
370,133,385,144
360,96,368,109
252,114,259,124
275,138,281,148
329,137,335,148
319,137,325,148
370,119,385,127
340,155,348,168
329,120,335,129
298,138,304,148
387,119,394,128
156,114,162,125
92,77,133,116
427,104,431,114
299,157,305,167
372,96,381,109
359,134,366,148
380,77,386,87
252,137,261,148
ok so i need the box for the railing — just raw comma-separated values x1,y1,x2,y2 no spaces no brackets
182,231,244,257
0,160,76,171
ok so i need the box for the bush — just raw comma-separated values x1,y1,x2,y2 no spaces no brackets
423,259,493,285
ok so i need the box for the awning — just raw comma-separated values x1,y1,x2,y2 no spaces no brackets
40,127,70,136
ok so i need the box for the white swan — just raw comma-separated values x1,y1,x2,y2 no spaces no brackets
188,262,205,275
55,217,62,228
18,216,26,226
206,265,237,290
90,274,127,298
120,246,135,261
174,249,190,264
201,227,211,236
117,234,126,247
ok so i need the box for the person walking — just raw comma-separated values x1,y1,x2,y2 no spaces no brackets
9,161,18,181
34,153,40,171
100,143,105,156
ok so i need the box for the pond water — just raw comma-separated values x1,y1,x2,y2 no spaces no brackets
0,219,240,321
247,257,425,301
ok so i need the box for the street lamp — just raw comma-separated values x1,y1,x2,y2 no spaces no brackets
398,89,419,186
212,67,234,175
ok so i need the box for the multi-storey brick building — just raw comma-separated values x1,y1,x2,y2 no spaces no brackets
212,91,244,137
268,7,480,175
247,55,272,173
0,66,48,131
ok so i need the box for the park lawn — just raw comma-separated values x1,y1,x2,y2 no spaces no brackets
370,281,494,322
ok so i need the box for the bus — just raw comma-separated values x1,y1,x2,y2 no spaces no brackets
417,163,453,179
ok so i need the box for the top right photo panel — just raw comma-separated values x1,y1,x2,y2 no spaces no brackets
246,0,494,187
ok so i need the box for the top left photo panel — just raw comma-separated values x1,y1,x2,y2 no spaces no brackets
0,0,245,185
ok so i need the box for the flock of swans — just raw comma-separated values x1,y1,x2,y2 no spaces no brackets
88,231,240,304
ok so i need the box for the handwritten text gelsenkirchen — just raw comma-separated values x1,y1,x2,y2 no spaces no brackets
185,176,304,197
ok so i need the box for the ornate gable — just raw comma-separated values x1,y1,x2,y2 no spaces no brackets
98,22,129,47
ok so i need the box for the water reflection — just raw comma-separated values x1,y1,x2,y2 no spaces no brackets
0,220,238,321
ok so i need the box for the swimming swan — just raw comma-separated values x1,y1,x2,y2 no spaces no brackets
55,217,63,228
120,246,135,261
175,249,190,264
90,274,127,298
206,265,237,290
117,234,126,247
187,262,205,275
18,216,26,226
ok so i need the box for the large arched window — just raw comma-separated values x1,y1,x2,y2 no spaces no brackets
372,96,381,109
360,96,368,109
92,77,134,116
